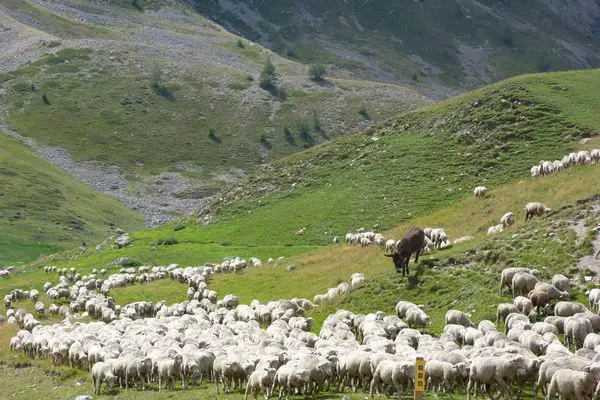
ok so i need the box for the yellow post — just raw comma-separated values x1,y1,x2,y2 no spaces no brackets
415,357,426,400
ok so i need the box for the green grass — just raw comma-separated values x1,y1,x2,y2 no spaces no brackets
4,47,425,177
0,131,143,264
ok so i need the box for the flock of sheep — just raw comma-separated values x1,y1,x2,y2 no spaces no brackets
6,256,600,400
531,149,600,178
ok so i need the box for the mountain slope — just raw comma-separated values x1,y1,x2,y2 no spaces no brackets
0,130,143,264
0,0,428,227
188,0,600,98
33,69,600,270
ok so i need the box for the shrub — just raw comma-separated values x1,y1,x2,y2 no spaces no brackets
259,58,278,92
208,127,221,143
358,106,370,119
286,46,296,58
130,0,142,10
42,94,50,105
259,134,272,149
412,72,419,81
298,121,313,147
150,62,163,90
537,55,552,73
283,127,296,146
237,39,245,49
156,238,179,246
313,111,322,132
500,27,514,47
308,63,326,81
173,224,186,231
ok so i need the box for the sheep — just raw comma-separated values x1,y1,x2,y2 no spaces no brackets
534,282,570,301
34,301,45,318
384,227,425,276
487,224,504,236
295,227,306,235
531,165,541,178
551,274,570,292
91,361,118,395
395,301,418,318
546,365,600,400
555,301,588,317
126,357,153,391
500,212,515,228
496,303,519,323
385,239,396,253
272,364,311,400
245,367,277,400
534,356,592,398
332,236,339,245
564,316,594,349
473,186,488,198
429,228,448,249
158,354,183,391
350,273,365,288
445,309,474,327
466,355,529,400
525,202,551,221
500,267,538,295
453,236,474,245
405,307,430,329
514,296,534,316
360,237,372,247
512,272,539,297
369,360,414,398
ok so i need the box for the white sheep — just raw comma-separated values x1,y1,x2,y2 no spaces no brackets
385,239,396,253
524,202,551,221
445,309,474,327
500,212,515,228
547,365,600,400
487,224,504,236
473,186,488,198
245,367,277,400
91,362,118,395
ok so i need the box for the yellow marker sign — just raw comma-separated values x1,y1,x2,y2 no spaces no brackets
415,357,426,400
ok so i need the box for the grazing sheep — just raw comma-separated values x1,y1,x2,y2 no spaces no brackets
92,362,118,395
551,274,570,292
384,227,425,276
500,267,538,295
524,202,551,221
528,290,550,314
534,282,570,301
34,301,44,318
158,354,183,391
295,227,306,235
588,288,600,312
332,236,339,245
512,272,539,297
405,307,430,329
473,186,488,198
445,310,474,327
395,301,418,319
466,355,528,400
514,296,534,316
554,301,588,317
500,212,515,228
496,303,519,323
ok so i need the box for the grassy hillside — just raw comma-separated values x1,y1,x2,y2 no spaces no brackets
25,69,600,270
1,70,600,399
0,130,143,264
188,0,600,97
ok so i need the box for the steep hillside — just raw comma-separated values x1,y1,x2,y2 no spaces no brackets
189,0,600,98
0,0,427,227
0,130,143,264
34,69,600,269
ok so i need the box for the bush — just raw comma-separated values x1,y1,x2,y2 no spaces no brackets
259,134,272,149
500,27,514,47
173,224,186,231
283,127,296,146
537,55,552,73
130,0,142,10
42,94,50,105
358,106,370,119
156,238,179,246
313,111,322,132
208,127,221,143
286,47,296,58
308,63,326,81
298,121,313,147
237,39,245,49
259,58,278,92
